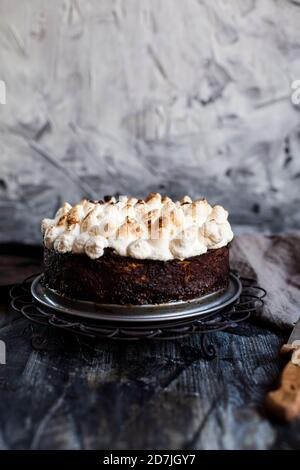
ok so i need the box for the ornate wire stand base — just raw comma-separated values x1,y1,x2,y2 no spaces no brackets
10,273,266,360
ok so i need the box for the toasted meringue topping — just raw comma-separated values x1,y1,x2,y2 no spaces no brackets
54,202,72,221
85,236,108,259
72,232,90,254
53,232,75,254
127,239,152,259
42,193,234,260
41,218,54,235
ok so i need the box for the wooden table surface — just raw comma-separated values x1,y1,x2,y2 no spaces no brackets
0,245,299,450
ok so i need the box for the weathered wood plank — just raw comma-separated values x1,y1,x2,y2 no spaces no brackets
0,311,294,450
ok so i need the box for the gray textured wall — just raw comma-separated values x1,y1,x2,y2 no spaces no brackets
0,0,300,243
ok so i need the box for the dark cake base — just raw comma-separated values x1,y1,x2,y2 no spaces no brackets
42,246,230,305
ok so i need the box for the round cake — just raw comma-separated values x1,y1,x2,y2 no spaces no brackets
41,193,234,305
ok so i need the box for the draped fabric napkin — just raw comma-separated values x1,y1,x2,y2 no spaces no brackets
231,232,300,329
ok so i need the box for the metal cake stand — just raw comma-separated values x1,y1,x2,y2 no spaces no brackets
10,272,266,360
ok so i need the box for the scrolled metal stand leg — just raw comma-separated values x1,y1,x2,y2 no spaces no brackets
199,333,217,360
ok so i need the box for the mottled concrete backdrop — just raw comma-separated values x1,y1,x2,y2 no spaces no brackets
0,0,300,243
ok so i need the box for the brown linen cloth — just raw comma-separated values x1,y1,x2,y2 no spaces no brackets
231,232,300,329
